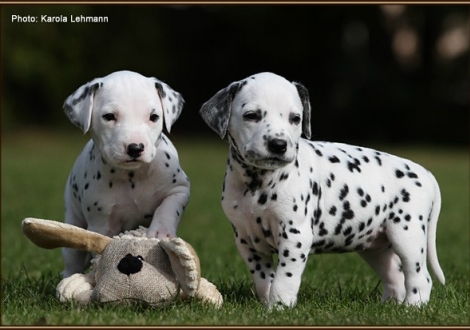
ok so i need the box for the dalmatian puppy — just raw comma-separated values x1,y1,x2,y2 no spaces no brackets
62,70,190,278
199,72,445,308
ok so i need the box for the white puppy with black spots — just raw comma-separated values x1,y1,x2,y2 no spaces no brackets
200,72,445,308
62,70,190,278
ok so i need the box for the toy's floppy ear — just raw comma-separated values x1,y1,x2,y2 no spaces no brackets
162,238,223,307
160,238,201,298
153,79,185,133
22,218,111,254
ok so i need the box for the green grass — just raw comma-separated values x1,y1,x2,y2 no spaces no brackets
2,130,469,325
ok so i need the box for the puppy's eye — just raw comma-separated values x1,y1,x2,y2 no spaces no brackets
149,114,159,122
102,113,116,121
137,255,144,261
243,111,261,122
289,113,301,125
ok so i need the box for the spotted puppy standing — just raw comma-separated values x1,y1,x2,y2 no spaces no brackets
200,72,445,308
62,70,190,278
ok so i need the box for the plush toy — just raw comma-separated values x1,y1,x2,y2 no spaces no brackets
22,217,223,307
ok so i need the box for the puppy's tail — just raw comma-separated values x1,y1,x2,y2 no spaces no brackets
427,173,445,285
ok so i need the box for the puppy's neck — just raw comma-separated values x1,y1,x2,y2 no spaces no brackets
226,143,296,197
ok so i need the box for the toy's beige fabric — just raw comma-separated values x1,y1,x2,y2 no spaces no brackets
93,238,180,305
161,239,200,297
22,217,110,254
56,272,95,304
22,218,223,308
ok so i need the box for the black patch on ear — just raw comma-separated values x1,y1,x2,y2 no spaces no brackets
70,82,102,106
199,81,243,139
155,82,166,98
63,81,103,132
293,81,312,140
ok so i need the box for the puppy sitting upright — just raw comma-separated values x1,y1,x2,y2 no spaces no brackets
62,70,190,278
200,72,444,308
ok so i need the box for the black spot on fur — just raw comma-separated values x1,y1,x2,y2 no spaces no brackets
339,184,349,201
375,156,382,166
329,156,340,163
342,209,354,220
347,159,361,173
258,193,268,205
375,205,380,215
329,206,337,216
401,189,411,202
343,226,352,236
319,226,328,236
311,239,325,248
334,223,342,235
358,222,365,232
289,228,300,234
263,229,272,238
312,182,319,195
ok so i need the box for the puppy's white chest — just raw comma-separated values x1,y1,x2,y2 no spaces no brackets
222,168,305,253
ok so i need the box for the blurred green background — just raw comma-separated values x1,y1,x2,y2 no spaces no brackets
2,4,469,145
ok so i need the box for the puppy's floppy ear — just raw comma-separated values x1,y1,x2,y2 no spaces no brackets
63,79,103,134
293,81,312,140
154,79,185,133
199,82,242,139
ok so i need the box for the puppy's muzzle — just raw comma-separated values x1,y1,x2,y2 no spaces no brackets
127,143,145,159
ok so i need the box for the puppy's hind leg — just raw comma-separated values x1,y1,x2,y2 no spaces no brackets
358,245,406,303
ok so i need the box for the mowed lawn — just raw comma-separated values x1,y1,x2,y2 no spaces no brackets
1,130,469,325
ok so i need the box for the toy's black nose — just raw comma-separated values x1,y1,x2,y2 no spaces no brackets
127,143,144,159
117,254,143,275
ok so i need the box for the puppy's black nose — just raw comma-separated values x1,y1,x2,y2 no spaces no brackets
268,138,287,155
127,143,144,158
117,254,143,275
